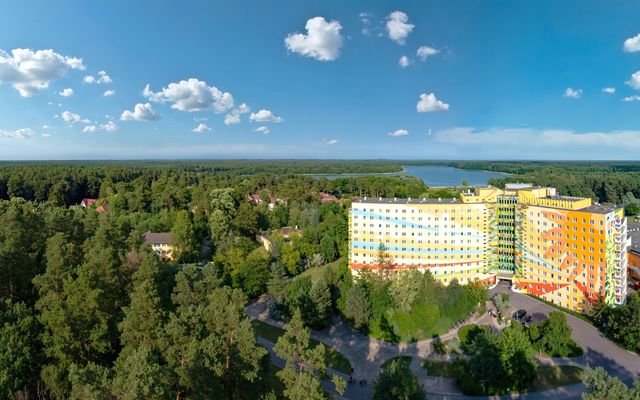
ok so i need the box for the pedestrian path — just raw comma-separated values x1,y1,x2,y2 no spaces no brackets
246,294,608,399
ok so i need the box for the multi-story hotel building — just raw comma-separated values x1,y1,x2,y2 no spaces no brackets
349,184,629,313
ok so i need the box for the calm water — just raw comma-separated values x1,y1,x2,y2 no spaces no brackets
312,165,506,186
403,165,506,186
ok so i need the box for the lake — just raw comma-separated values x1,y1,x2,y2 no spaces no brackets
403,165,506,186
312,165,506,186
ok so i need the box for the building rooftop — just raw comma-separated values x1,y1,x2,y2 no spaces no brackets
574,203,620,214
142,232,173,244
547,195,587,203
353,197,461,205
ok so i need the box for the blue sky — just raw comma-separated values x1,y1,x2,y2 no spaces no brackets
1,0,640,160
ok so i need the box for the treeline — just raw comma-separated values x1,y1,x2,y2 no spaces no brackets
442,161,640,206
0,163,426,208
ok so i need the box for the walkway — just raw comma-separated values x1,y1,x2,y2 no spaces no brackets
246,287,640,399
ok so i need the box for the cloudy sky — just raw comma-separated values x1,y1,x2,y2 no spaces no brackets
1,1,640,160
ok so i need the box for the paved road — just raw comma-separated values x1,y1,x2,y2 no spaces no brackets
492,283,640,386
247,286,640,399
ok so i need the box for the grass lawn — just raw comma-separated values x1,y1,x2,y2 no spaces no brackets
530,366,585,392
297,257,345,281
381,356,412,369
422,360,457,378
251,320,352,374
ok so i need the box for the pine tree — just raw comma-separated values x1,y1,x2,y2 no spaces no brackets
171,210,198,262
273,310,344,400
344,282,371,330
268,262,288,305
308,278,332,329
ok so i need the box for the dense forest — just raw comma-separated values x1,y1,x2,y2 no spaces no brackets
3,160,640,399
0,161,445,399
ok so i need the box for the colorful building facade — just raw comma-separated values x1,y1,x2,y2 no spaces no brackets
349,184,629,313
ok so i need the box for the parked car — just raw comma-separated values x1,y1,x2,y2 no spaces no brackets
522,315,533,325
513,309,527,321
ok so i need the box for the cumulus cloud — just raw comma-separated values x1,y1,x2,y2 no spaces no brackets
327,139,338,144
120,103,160,121
224,103,250,125
59,88,74,97
83,121,118,133
255,126,270,134
101,121,118,132
388,129,409,137
626,71,640,90
0,48,84,96
417,46,439,61
60,110,90,124
386,11,414,45
103,89,116,97
398,55,411,68
623,95,640,102
144,78,234,113
623,33,640,53
83,70,112,84
602,87,616,94
0,128,35,140
416,93,450,112
284,17,343,61
249,109,283,123
564,87,582,99
192,123,212,134
432,127,640,151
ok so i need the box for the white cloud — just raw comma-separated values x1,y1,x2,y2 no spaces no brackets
193,117,208,122
602,87,616,94
359,12,374,36
224,103,250,125
83,70,112,84
564,87,582,99
416,93,450,112
626,71,640,90
143,78,234,113
0,128,35,140
0,48,84,96
84,121,117,133
327,139,338,144
60,110,90,124
433,127,640,150
192,123,212,134
284,17,343,61
398,55,411,68
41,133,50,138
623,95,640,102
103,89,116,97
59,88,74,97
101,121,118,132
254,126,270,134
417,46,439,61
623,33,640,53
388,129,409,137
42,124,53,129
120,103,160,121
386,11,414,45
249,109,283,123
